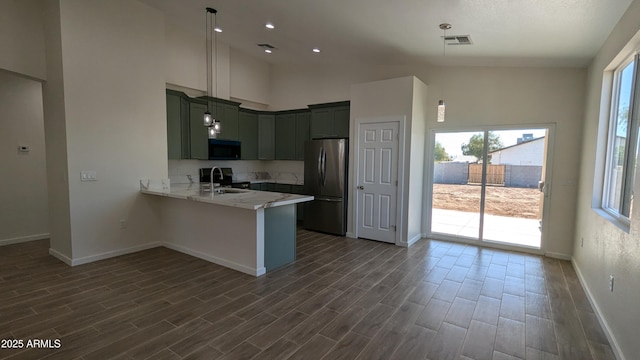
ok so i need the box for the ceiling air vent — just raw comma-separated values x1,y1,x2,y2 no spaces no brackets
444,35,473,45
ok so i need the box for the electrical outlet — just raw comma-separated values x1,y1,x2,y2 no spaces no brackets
119,219,127,229
80,170,97,182
609,275,614,292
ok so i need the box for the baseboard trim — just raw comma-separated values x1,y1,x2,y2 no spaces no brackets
163,242,266,277
397,234,422,248
544,251,572,260
70,242,162,266
1,233,49,246
49,248,72,266
345,232,356,239
572,258,625,360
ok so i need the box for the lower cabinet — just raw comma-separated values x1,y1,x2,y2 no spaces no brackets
249,183,305,222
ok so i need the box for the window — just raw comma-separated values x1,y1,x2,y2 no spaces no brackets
603,53,640,223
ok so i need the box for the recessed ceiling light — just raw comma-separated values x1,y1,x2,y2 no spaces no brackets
265,23,274,29
214,27,222,33
312,48,320,53
265,49,272,54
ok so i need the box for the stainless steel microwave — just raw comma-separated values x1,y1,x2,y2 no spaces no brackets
208,139,241,160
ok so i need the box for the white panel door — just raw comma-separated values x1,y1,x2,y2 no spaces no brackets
357,121,399,243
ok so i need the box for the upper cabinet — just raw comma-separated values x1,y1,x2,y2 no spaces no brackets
258,113,275,160
309,101,350,139
238,109,259,160
188,98,209,160
294,111,310,160
166,89,347,161
166,90,190,159
275,110,311,161
275,113,297,160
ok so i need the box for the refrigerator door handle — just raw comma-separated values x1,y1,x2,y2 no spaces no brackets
321,149,327,186
317,147,323,185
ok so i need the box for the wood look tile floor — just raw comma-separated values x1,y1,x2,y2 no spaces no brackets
0,230,616,360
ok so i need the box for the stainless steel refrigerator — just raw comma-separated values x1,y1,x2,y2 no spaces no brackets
304,139,348,236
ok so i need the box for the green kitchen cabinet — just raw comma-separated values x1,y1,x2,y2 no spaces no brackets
238,109,258,160
189,99,209,160
274,183,292,193
295,111,310,160
275,113,296,160
275,110,311,161
309,101,350,139
166,90,190,159
290,185,306,222
258,114,275,160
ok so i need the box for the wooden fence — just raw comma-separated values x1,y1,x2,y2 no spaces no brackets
468,164,505,185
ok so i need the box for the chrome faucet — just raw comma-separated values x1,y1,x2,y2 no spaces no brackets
210,167,223,191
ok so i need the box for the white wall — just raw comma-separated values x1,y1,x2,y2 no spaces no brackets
0,71,48,245
230,49,271,106
41,0,168,262
573,0,640,358
0,0,46,80
42,0,73,258
164,22,270,107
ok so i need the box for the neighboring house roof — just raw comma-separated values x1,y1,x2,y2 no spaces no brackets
489,136,545,154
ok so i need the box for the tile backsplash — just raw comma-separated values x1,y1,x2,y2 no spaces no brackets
169,159,304,184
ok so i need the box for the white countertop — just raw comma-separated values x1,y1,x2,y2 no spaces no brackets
140,182,313,210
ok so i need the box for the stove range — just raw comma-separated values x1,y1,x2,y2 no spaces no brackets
199,167,250,189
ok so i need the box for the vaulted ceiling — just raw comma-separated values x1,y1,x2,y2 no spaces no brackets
140,0,633,68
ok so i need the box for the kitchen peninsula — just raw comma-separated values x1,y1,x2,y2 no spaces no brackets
140,180,313,276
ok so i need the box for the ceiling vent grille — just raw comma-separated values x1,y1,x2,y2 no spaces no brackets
444,35,473,45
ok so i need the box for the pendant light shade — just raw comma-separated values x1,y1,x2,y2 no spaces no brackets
204,111,213,127
437,100,445,123
204,8,221,136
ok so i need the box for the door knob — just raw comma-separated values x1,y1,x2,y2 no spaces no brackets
357,186,364,190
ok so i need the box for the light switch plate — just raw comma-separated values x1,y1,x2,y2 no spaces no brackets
80,170,97,181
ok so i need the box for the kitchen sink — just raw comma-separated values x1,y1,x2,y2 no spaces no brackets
213,188,249,195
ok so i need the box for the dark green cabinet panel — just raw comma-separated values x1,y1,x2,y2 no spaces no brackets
189,100,209,160
258,114,275,160
275,113,296,160
290,185,306,222
309,101,350,139
238,110,258,160
310,108,333,139
264,205,296,271
216,102,239,140
333,106,350,138
166,91,190,159
309,102,350,139
274,184,292,193
295,112,310,161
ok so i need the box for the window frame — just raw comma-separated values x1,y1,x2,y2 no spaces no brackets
602,53,640,226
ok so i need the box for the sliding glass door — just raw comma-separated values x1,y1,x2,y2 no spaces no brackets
429,127,550,250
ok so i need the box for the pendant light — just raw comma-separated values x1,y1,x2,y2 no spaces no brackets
204,7,221,138
437,23,451,123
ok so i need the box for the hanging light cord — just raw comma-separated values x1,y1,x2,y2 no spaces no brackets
213,10,217,100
